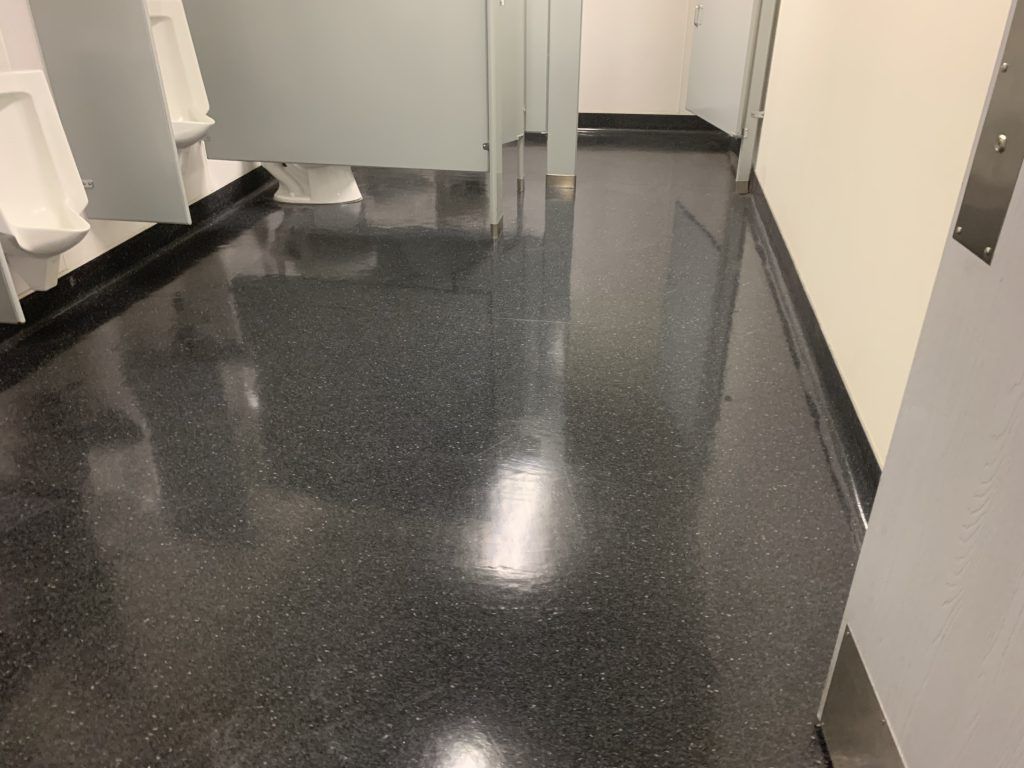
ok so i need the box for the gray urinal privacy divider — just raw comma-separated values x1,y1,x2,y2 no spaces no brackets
182,0,491,173
30,0,191,224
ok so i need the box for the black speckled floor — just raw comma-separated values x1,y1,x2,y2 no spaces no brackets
0,135,857,767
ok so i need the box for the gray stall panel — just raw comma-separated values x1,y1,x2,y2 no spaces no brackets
499,0,526,144
525,0,549,133
183,0,491,173
30,0,191,224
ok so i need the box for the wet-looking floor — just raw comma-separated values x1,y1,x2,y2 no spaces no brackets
0,135,858,767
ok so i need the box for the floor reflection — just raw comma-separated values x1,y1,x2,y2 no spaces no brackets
475,451,571,589
424,727,505,768
0,137,856,767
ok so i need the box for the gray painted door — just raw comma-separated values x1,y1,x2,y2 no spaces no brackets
827,4,1024,762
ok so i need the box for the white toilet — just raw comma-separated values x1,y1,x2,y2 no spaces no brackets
147,0,215,150
146,0,357,206
263,163,363,206
0,33,91,323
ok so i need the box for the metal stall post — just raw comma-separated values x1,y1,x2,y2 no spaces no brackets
545,0,583,189
486,0,505,237
736,0,781,194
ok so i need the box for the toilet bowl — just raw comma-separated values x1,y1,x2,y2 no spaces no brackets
147,0,215,150
0,38,91,322
263,163,363,205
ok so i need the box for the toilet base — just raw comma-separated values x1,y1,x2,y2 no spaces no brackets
264,163,363,205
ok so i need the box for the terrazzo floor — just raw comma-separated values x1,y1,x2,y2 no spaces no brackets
0,134,858,767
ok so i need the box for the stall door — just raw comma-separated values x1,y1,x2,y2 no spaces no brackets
685,0,760,136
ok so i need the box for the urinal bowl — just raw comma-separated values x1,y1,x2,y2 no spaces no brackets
172,115,215,149
0,209,90,297
8,213,91,256
0,49,92,320
0,71,92,259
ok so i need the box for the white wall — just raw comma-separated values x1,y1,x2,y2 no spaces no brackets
579,0,697,114
755,0,1013,464
0,0,255,300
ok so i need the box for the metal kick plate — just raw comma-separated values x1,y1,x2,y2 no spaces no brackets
954,5,1024,264
820,630,905,768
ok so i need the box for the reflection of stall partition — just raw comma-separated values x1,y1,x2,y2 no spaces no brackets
182,0,526,235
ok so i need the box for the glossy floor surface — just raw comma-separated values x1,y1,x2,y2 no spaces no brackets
0,136,858,767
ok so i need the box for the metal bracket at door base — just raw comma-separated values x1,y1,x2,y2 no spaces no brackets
820,629,906,768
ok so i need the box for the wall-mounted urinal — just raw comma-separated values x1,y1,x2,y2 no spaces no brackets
0,31,91,323
147,0,215,150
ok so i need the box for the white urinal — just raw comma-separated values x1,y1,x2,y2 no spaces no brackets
0,35,91,322
147,0,215,149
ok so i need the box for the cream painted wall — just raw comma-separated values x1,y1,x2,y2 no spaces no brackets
0,0,255,300
579,0,697,114
755,0,1013,463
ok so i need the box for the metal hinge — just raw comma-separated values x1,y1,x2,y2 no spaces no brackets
752,110,765,120
694,4,703,27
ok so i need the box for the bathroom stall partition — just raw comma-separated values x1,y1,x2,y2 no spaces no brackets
182,0,527,234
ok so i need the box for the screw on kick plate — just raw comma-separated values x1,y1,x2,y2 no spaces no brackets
996,134,1009,153
984,246,993,258
955,225,963,235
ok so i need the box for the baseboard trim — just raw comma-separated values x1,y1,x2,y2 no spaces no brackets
749,173,881,526
0,167,274,347
578,113,718,131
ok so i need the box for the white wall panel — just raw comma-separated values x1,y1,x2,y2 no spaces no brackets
756,0,1012,462
579,0,696,115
